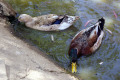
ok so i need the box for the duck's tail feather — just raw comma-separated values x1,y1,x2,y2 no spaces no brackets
97,17,105,36
98,17,105,30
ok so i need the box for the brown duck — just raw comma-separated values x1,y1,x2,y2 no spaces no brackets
18,14,79,31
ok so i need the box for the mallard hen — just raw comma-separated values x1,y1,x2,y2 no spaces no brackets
18,14,79,31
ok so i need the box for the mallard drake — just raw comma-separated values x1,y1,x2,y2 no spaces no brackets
18,14,79,31
68,17,105,73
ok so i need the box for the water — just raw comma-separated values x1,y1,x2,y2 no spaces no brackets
7,0,120,80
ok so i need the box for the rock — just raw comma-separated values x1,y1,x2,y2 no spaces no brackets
0,0,16,17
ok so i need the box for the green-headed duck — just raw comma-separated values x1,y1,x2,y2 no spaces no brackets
68,18,105,73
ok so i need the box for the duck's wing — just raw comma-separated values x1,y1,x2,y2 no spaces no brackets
70,22,99,46
90,31,104,52
33,14,61,26
84,18,105,54
51,15,65,24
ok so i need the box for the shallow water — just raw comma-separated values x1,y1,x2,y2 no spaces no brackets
7,0,120,80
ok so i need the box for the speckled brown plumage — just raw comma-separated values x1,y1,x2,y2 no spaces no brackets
18,14,79,31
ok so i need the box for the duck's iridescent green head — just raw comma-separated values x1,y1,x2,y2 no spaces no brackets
70,48,77,62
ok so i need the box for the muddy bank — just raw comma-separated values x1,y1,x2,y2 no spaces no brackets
0,0,78,80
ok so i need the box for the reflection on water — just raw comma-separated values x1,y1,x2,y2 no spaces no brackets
78,67,97,80
113,2,120,9
91,0,107,3
7,0,120,80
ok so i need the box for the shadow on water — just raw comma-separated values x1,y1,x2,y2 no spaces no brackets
7,0,120,80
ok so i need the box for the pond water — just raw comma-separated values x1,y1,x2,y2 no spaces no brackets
7,0,120,80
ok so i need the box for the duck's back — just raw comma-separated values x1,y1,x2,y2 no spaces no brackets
70,28,98,57
33,14,59,26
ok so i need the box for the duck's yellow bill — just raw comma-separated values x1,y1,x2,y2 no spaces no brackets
71,62,77,73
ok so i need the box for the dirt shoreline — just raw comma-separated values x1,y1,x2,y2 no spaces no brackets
0,0,78,80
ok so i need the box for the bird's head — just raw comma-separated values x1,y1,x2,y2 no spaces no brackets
18,14,33,23
69,48,78,73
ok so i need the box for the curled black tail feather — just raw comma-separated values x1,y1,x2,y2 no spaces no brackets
98,17,105,30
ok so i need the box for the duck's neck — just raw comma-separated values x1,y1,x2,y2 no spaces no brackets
58,22,71,30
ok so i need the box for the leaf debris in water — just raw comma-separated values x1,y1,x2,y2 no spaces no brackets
51,35,54,42
112,10,117,19
99,62,103,65
105,28,112,34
